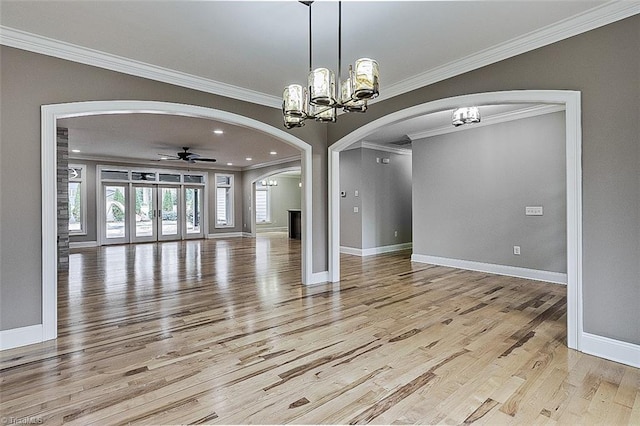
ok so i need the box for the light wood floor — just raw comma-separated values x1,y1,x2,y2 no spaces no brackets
1,234,638,425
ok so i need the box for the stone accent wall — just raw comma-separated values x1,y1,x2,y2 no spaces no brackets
57,127,69,271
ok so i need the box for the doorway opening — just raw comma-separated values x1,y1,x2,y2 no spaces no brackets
41,100,315,343
328,90,583,351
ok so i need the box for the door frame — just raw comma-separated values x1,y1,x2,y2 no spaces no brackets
328,90,583,351
41,100,316,343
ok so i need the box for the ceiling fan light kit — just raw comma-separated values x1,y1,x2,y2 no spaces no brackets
158,147,217,163
283,1,379,129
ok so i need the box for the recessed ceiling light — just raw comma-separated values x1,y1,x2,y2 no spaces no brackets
213,129,224,134
245,157,252,161
71,149,81,153
160,157,168,160
227,162,233,166
270,151,277,155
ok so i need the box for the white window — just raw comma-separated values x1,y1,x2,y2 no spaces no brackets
255,181,271,223
68,164,87,235
215,174,234,227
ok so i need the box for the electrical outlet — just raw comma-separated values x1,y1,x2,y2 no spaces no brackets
513,246,521,255
394,230,398,237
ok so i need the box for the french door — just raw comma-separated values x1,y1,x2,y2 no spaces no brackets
184,186,204,239
102,184,203,245
103,184,129,244
130,185,183,243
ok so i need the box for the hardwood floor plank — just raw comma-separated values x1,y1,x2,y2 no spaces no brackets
1,235,638,425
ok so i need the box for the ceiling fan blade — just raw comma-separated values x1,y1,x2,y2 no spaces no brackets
194,158,217,162
158,153,180,158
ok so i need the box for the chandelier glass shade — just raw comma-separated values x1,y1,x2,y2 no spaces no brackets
452,107,481,127
283,1,379,129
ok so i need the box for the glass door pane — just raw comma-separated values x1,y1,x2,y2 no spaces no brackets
159,187,180,240
132,185,157,242
104,184,128,243
185,187,203,237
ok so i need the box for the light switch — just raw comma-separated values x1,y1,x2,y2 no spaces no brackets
353,206,359,213
354,190,359,197
525,206,544,216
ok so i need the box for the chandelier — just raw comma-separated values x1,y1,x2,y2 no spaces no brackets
283,1,379,129
452,107,481,127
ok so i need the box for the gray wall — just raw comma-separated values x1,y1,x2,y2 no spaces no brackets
361,148,412,249
340,147,412,250
256,175,302,232
328,16,640,345
412,112,566,273
0,46,325,331
339,149,363,249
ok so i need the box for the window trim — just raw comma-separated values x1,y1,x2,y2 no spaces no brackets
68,163,87,236
255,181,272,224
214,173,234,228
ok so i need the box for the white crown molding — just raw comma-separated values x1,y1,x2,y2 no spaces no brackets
69,154,241,171
0,26,282,109
359,141,412,155
409,104,565,141
2,2,638,109
376,1,640,103
241,155,301,171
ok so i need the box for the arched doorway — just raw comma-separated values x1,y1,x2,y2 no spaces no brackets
328,90,582,351
249,166,302,237
41,100,314,342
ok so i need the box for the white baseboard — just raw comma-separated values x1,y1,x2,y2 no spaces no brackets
69,241,98,248
306,271,330,285
581,332,640,368
242,232,253,238
341,242,412,257
256,226,288,233
410,254,567,284
206,232,244,239
0,324,43,350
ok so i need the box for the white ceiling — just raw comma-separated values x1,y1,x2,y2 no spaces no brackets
1,1,617,166
58,113,301,169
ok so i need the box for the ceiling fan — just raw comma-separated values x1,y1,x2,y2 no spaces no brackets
158,147,216,163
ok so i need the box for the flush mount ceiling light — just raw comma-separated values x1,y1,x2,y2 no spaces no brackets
452,107,481,127
282,1,380,129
